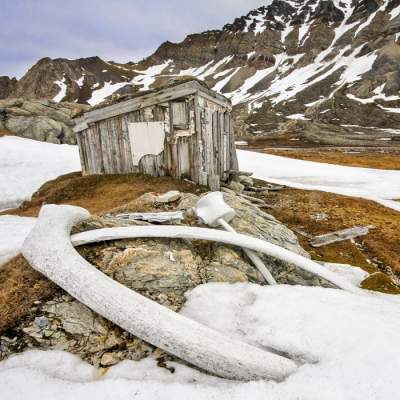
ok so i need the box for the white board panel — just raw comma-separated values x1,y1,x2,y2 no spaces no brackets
128,122,165,166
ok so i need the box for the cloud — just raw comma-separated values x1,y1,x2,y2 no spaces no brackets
0,0,268,78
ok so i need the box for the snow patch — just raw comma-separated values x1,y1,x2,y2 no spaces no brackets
390,4,400,20
0,137,80,210
286,114,310,121
131,60,172,91
238,150,400,212
75,76,85,87
0,216,36,266
88,81,127,106
53,78,67,102
212,67,240,93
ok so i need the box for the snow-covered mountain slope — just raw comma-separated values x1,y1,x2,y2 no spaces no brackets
3,0,400,138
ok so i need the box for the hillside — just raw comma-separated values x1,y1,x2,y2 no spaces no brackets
2,0,400,142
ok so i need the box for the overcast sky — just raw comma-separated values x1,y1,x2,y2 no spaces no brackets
1,0,268,78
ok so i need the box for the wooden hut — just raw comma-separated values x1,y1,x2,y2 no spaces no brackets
73,80,238,190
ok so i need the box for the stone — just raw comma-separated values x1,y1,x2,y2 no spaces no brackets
155,191,181,204
0,98,88,144
100,352,121,367
228,181,245,194
238,176,254,187
43,301,101,336
34,316,50,329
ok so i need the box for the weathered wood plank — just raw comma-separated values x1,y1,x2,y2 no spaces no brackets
75,81,231,130
310,226,375,248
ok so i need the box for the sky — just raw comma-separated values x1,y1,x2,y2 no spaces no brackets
1,0,267,78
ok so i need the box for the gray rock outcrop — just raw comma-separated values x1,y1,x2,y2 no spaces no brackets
0,98,88,144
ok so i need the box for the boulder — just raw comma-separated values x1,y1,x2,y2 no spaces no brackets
0,99,89,144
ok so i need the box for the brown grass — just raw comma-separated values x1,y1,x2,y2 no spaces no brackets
0,255,58,334
261,187,400,293
262,149,400,170
2,172,207,218
0,129,14,137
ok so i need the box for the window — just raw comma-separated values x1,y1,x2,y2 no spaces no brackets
171,101,189,129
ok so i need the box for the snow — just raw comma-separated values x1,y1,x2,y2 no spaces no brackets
0,136,80,210
237,150,400,212
280,21,294,44
378,105,400,113
321,262,369,286
244,44,377,106
53,78,67,102
298,21,312,45
197,56,233,79
88,81,127,106
131,60,172,91
178,60,213,78
243,16,267,34
229,64,278,105
88,61,172,105
75,75,85,87
212,67,240,92
390,5,400,20
285,114,310,120
1,283,400,400
0,215,36,267
347,83,400,104
254,20,266,34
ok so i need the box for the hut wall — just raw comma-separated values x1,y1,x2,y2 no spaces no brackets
76,92,237,191
196,94,237,189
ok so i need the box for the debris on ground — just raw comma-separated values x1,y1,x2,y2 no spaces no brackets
310,226,375,248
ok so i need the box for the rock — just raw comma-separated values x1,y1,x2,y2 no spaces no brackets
43,300,103,336
228,181,245,194
110,242,202,308
34,316,50,329
238,176,254,187
137,192,159,205
0,77,17,99
0,99,88,144
176,193,199,211
155,191,181,204
100,352,121,367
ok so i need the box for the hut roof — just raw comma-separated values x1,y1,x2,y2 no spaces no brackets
74,79,231,133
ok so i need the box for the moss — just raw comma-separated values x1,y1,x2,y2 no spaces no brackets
361,273,400,295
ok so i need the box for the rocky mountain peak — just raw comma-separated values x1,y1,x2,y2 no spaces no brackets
2,0,400,142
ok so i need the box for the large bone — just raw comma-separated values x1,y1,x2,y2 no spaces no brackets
194,192,277,285
72,227,364,295
22,204,297,382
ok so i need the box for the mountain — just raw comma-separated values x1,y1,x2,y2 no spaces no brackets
3,0,400,142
